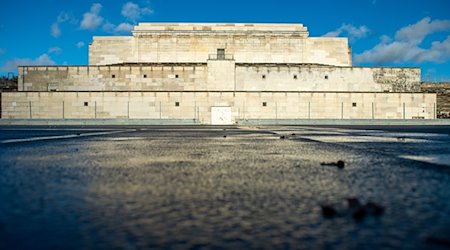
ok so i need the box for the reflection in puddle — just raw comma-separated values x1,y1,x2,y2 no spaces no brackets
400,154,450,166
103,137,146,141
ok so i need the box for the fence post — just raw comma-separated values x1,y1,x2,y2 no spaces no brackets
372,102,374,119
308,102,311,119
275,102,278,122
433,103,436,119
197,107,200,123
403,102,405,119
29,101,32,119
127,101,130,119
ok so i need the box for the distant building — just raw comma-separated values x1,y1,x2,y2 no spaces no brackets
1,23,436,123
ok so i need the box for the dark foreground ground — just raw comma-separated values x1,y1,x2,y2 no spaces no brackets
1,125,450,249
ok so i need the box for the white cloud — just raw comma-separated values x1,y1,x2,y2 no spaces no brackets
121,2,153,23
102,22,134,34
415,36,450,63
1,54,55,72
102,22,116,33
51,23,61,38
76,41,85,48
114,23,134,33
323,24,370,41
50,11,76,38
53,2,151,37
395,17,450,43
47,47,62,55
80,3,104,30
355,17,450,64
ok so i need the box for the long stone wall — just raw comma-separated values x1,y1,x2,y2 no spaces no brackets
18,65,208,91
1,91,436,123
236,65,420,92
18,65,420,92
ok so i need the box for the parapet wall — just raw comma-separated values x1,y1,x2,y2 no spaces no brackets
235,65,420,92
18,65,420,92
18,65,208,91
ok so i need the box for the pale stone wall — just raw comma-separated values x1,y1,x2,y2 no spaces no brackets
88,23,351,66
18,65,208,91
88,37,134,65
305,38,351,66
2,92,436,123
18,65,420,92
236,65,420,92
207,60,235,91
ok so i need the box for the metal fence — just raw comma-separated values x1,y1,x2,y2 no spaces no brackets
2,100,437,121
208,54,234,60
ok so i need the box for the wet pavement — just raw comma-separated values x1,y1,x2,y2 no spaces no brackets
1,125,450,249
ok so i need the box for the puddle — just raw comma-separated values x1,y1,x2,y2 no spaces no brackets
400,154,450,166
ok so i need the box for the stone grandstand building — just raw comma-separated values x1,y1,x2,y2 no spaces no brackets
1,23,436,124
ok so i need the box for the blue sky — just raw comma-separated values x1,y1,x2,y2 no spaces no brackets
0,0,449,81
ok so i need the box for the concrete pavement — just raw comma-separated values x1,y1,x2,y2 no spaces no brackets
1,125,450,249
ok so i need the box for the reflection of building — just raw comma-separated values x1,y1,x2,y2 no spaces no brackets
1,23,436,124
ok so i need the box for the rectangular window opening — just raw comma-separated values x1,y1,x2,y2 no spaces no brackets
262,74,266,79
352,102,357,107
175,74,179,78
143,74,147,78
217,48,225,60
262,102,267,107
112,74,116,78
324,75,328,80
175,102,180,107
84,102,88,107
293,74,297,79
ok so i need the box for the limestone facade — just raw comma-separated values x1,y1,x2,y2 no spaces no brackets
1,23,437,123
89,23,351,66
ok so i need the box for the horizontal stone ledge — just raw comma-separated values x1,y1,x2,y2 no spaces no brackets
237,119,450,126
0,119,200,126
